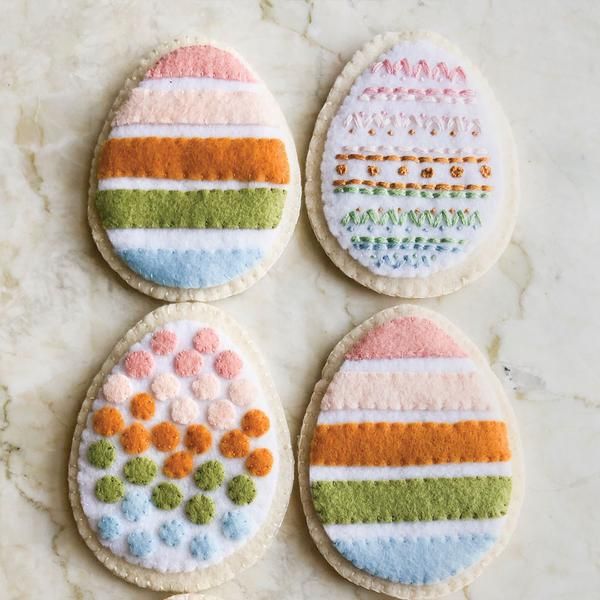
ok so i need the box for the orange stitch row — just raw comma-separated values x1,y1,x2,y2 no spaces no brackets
335,154,488,163
332,179,493,191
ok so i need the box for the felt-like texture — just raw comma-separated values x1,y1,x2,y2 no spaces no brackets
184,424,212,454
87,440,116,469
151,373,180,401
214,350,243,379
97,138,290,183
322,371,488,411
241,409,270,437
121,422,152,454
127,531,153,557
96,189,286,230
174,350,203,377
146,45,256,82
121,490,151,522
227,475,256,505
124,457,158,485
113,89,279,127
170,396,199,424
108,123,282,141
102,373,132,404
190,534,216,560
95,476,125,503
116,248,263,289
346,317,467,360
310,421,509,466
228,379,257,407
93,406,125,437
124,350,155,378
221,511,250,540
207,399,237,430
310,477,512,524
130,393,156,420
151,483,183,510
219,430,250,458
97,515,121,541
339,356,474,373
317,409,499,426
159,520,185,547
193,328,220,353
151,330,178,355
185,494,216,525
194,460,225,491
192,373,220,401
163,451,194,479
151,422,180,452
333,534,495,585
246,448,273,477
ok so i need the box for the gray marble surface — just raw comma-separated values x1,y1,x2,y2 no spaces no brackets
1,0,598,598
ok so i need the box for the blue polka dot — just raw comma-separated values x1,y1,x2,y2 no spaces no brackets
190,534,216,560
127,530,153,558
221,510,250,541
159,519,185,547
121,490,150,522
97,515,120,541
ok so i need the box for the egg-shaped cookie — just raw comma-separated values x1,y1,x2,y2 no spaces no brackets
306,31,518,297
90,41,300,301
68,303,293,592
299,304,523,598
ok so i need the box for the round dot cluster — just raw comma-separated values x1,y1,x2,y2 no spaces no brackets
87,324,276,563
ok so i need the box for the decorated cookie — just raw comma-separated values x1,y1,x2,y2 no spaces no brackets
305,32,518,297
68,303,293,592
299,305,523,598
89,41,300,301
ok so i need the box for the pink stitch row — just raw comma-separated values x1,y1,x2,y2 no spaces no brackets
370,59,467,83
359,87,476,104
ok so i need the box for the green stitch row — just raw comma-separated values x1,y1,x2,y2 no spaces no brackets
96,188,286,229
341,208,481,228
351,235,466,246
310,477,512,524
334,186,489,199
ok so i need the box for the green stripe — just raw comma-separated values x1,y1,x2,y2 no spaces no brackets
95,188,286,229
334,186,489,199
310,477,512,524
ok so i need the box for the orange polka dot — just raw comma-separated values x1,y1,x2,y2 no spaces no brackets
241,409,270,437
93,406,125,437
120,422,151,454
130,392,155,420
163,451,194,479
184,424,212,454
246,448,274,477
219,429,250,459
151,422,180,452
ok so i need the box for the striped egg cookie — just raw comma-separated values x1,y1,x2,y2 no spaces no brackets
68,302,293,592
299,304,523,598
90,41,300,301
305,31,518,297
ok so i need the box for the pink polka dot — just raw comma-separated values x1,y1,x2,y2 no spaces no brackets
207,399,236,430
228,379,256,407
191,373,220,401
174,350,203,377
151,372,181,401
102,373,131,404
151,330,177,355
124,350,154,379
193,328,219,353
214,350,243,379
170,396,199,424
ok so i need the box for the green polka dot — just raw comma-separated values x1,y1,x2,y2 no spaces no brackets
87,440,116,469
151,483,183,510
95,476,125,503
194,460,225,491
227,475,256,505
185,494,215,524
124,457,157,485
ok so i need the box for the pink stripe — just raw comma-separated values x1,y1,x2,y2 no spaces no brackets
146,45,256,82
112,89,279,127
321,372,490,411
346,317,468,360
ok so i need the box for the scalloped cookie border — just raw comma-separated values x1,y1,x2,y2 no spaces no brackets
304,31,519,298
68,302,294,592
298,304,524,599
88,38,302,302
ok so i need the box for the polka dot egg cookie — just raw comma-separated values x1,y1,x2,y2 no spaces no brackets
90,41,300,302
69,303,292,592
299,304,523,597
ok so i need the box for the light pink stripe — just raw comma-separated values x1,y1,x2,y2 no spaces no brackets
346,317,468,360
113,89,279,127
321,371,490,411
146,45,256,82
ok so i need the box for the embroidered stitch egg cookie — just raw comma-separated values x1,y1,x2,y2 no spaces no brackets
68,303,293,592
89,40,301,301
298,305,523,598
305,32,518,297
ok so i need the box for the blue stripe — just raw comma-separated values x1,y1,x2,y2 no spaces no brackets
117,248,262,288
333,534,496,585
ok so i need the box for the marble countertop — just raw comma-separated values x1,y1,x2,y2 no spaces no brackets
1,0,599,598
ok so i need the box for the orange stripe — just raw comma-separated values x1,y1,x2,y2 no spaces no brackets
309,421,510,466
97,137,290,183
